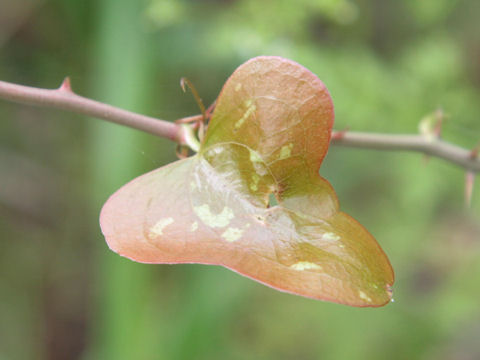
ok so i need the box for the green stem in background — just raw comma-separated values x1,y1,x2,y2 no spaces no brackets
84,0,165,358
0,79,479,173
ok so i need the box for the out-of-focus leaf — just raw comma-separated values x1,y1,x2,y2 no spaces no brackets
100,56,394,307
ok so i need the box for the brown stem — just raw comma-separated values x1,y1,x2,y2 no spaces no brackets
0,78,184,143
0,78,479,173
330,131,480,173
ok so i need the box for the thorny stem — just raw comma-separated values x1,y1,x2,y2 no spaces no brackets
0,78,185,144
0,78,479,173
330,132,480,173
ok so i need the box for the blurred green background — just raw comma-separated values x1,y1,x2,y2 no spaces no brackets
1,0,480,359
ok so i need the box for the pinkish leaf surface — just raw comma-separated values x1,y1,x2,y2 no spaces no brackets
100,56,394,307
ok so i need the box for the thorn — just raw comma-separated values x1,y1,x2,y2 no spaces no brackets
433,108,445,138
470,142,480,159
465,171,475,208
330,127,350,141
59,77,73,92
419,108,446,140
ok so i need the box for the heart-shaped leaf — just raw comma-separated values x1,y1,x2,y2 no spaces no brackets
100,56,394,307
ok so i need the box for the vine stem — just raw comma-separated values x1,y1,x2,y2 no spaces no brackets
0,79,479,173
0,78,184,143
330,132,480,172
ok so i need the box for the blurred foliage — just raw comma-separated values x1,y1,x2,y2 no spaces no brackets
0,0,479,359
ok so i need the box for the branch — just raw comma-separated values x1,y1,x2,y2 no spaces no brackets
330,132,480,173
0,78,479,173
0,78,184,143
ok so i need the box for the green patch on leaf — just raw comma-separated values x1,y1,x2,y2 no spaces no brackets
100,56,394,307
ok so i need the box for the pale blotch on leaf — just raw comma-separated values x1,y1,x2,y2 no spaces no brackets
148,217,174,239
358,290,373,303
250,173,260,191
234,99,256,129
249,149,268,177
193,204,234,228
221,227,244,242
249,149,263,163
209,146,224,155
291,261,322,271
235,83,242,91
322,232,341,242
190,221,198,232
279,143,294,160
